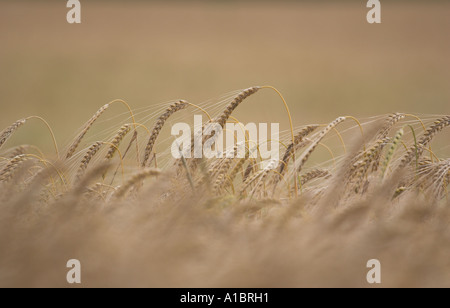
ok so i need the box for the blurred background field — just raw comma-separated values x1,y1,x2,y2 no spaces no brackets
0,0,449,151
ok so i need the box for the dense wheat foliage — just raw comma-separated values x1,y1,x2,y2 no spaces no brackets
0,87,449,287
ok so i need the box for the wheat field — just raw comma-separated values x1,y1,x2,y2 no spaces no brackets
0,85,449,287
1,0,450,288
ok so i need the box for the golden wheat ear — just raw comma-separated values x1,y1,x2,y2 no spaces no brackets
0,154,28,183
278,125,319,177
300,169,331,186
76,142,103,180
212,147,239,194
294,117,347,175
0,119,27,151
105,124,132,160
375,113,405,140
184,87,261,172
215,87,260,129
114,168,161,199
142,100,189,167
400,115,450,168
66,104,110,160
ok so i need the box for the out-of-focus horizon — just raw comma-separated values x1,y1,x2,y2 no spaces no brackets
1,1,449,148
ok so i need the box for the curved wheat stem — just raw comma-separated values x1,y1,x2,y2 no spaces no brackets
26,116,60,158
344,116,365,148
24,153,68,190
260,85,299,195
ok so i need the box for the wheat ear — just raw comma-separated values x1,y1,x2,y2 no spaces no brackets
431,160,450,197
216,87,260,129
227,146,251,187
239,169,265,197
294,117,346,174
8,145,29,159
239,160,277,198
0,154,28,182
76,142,103,180
300,169,331,186
399,116,450,168
249,160,278,198
0,119,27,150
242,158,260,183
66,104,109,159
279,125,318,176
347,139,386,193
142,100,189,167
381,128,404,178
375,113,405,140
212,148,239,194
347,114,403,171
115,168,161,199
106,124,132,160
